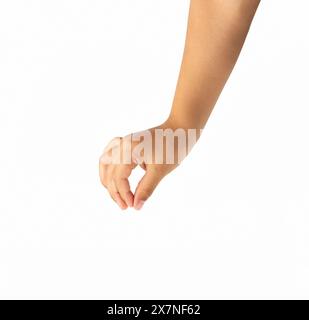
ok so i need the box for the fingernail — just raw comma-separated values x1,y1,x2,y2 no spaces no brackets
135,200,145,210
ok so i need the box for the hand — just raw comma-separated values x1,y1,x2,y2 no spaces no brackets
99,122,193,210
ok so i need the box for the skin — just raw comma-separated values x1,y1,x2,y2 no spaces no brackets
100,0,261,210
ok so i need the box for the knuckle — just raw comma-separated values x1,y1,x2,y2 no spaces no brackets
102,178,108,188
108,190,117,201
99,172,107,188
114,168,123,180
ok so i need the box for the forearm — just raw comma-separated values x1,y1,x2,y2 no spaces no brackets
167,0,260,130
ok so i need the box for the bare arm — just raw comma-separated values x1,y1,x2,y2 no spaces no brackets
100,0,261,210
168,0,260,130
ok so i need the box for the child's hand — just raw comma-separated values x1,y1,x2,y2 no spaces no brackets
99,123,189,210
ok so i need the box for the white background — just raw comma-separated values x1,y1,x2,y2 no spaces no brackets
0,0,309,299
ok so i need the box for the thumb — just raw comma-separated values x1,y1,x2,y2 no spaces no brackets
134,168,162,210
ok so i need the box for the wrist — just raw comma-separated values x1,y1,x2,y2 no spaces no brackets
160,117,203,140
